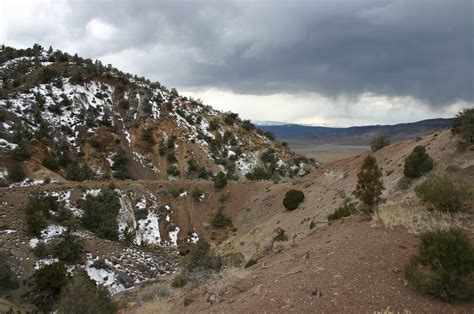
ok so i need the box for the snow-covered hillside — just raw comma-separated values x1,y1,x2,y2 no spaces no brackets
0,44,315,183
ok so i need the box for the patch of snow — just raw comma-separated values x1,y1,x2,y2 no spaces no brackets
9,178,44,187
49,190,83,217
40,224,66,242
135,197,147,210
85,255,125,294
0,229,16,234
34,258,59,270
29,238,39,248
168,227,180,247
0,138,18,150
190,232,199,244
117,192,137,240
134,211,161,246
83,188,101,198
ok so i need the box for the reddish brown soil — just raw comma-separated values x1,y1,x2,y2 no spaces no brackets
166,216,474,313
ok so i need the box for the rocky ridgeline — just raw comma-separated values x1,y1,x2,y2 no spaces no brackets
0,44,315,185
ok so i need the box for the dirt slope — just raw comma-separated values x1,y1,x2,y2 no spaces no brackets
157,217,473,313
125,129,473,313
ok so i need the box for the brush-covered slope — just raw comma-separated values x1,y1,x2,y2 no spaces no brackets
0,44,313,184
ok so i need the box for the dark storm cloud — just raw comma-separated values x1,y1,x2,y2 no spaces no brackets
4,0,473,107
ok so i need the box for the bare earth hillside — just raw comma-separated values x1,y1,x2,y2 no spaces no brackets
124,129,473,313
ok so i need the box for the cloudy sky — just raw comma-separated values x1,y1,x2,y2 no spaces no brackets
1,0,473,126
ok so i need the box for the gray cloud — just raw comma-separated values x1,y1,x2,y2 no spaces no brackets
3,0,473,108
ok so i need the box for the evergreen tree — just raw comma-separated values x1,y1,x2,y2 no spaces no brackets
404,146,434,178
214,171,228,190
58,270,115,314
353,155,385,213
452,108,474,144
371,132,391,152
7,164,25,183
11,139,30,161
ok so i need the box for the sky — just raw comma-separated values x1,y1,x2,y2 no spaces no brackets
1,0,473,126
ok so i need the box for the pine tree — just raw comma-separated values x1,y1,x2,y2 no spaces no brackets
58,270,115,314
404,146,434,178
353,155,384,213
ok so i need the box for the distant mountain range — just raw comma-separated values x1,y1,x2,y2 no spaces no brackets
256,118,453,145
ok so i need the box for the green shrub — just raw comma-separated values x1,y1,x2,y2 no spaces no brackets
119,99,129,109
404,146,434,178
353,155,384,213
33,242,50,259
141,127,153,142
452,108,474,144
415,172,470,212
54,231,84,263
283,189,305,210
32,262,67,312
38,67,59,83
404,228,474,302
371,132,390,152
187,159,199,173
242,120,255,131
66,162,94,181
0,256,19,291
208,119,219,131
11,139,30,161
167,165,180,177
111,149,130,180
166,135,177,149
26,192,57,236
245,166,272,181
167,151,177,163
191,187,203,200
171,272,188,288
198,167,211,180
172,239,222,288
186,239,222,273
327,203,357,221
7,163,25,183
264,131,275,141
169,187,185,198
81,188,120,240
42,156,59,171
213,171,227,190
58,269,115,314
212,208,232,228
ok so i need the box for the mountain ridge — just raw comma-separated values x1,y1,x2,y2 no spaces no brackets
257,118,453,145
0,44,313,185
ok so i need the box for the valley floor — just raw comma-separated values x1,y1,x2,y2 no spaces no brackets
286,140,369,163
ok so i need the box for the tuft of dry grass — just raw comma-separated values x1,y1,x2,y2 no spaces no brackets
202,267,250,298
373,202,472,235
131,298,172,314
137,284,173,305
374,307,412,314
131,268,249,313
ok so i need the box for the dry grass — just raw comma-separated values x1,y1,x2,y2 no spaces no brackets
373,202,472,234
131,298,173,314
202,267,250,298
137,284,173,305
374,307,412,314
130,268,249,313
